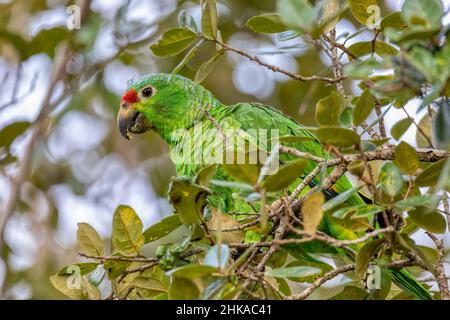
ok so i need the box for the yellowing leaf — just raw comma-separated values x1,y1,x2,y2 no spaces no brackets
394,141,419,175
408,207,446,234
415,159,446,187
168,176,211,225
77,223,104,257
379,162,404,197
302,192,325,234
168,277,200,300
317,127,361,147
261,159,307,192
353,89,375,126
150,28,197,57
390,118,413,140
348,41,398,60
416,113,434,148
112,205,144,257
201,0,218,40
348,0,378,26
315,91,344,126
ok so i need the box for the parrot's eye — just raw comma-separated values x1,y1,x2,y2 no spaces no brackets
141,87,153,98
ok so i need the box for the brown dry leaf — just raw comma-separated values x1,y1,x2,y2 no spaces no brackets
207,208,245,244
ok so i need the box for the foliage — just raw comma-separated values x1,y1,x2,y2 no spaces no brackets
0,0,449,300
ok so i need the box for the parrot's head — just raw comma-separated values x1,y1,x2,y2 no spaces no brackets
117,73,193,140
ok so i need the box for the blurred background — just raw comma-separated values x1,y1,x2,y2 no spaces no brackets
0,0,449,299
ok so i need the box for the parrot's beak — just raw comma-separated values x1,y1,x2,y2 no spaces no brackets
117,102,152,140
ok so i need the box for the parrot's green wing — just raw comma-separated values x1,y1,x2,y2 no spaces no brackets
204,102,432,300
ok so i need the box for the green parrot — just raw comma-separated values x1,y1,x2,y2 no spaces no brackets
117,73,432,300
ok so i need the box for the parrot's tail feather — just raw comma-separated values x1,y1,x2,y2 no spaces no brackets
390,268,433,300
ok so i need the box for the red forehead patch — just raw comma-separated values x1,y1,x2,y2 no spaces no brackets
122,89,139,104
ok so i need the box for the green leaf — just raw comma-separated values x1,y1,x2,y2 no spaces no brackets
143,215,182,243
317,127,361,147
245,14,288,34
355,238,385,279
348,41,398,60
390,118,412,140
396,233,433,269
194,49,224,83
76,222,104,257
167,264,217,279
329,285,368,299
315,91,345,126
277,30,301,41
265,266,322,279
348,0,378,26
132,277,167,297
340,107,353,128
408,207,446,234
283,258,333,283
401,0,443,28
433,100,450,150
344,57,381,79
261,159,307,192
331,206,359,219
169,176,211,225
394,141,419,175
395,195,440,211
351,204,384,218
353,89,375,126
201,0,218,40
172,40,204,75
323,186,363,212
302,192,325,234
0,121,30,150
415,159,446,187
150,28,197,57
378,162,404,197
111,205,144,256
406,47,438,82
104,260,130,280
380,12,409,31
168,277,200,300
276,0,318,33
416,113,434,148
195,164,218,187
